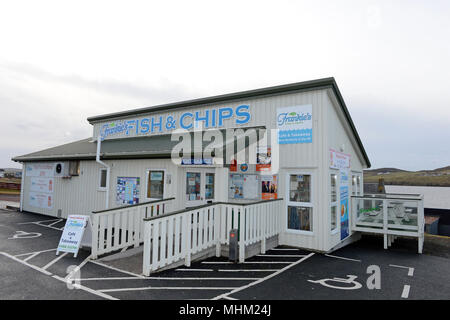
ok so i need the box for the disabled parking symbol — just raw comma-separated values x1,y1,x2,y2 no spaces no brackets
8,230,42,240
308,275,362,290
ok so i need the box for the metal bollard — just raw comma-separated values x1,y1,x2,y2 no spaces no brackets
229,229,238,262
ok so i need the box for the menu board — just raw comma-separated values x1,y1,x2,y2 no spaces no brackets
116,177,140,205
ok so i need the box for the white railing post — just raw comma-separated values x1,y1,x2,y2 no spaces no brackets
261,203,266,254
142,221,151,276
134,208,140,248
184,212,192,267
91,214,99,259
215,205,221,257
418,198,424,254
239,206,245,263
383,199,388,249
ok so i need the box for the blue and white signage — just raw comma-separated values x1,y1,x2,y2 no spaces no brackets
100,105,251,140
277,105,312,144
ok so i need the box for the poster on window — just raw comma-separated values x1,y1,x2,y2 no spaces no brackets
229,174,244,199
30,177,54,193
277,105,312,144
29,192,53,209
116,177,140,205
261,175,278,200
256,147,271,172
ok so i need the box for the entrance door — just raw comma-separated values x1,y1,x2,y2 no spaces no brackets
185,169,216,207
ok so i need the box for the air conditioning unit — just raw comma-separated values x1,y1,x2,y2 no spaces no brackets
54,162,68,177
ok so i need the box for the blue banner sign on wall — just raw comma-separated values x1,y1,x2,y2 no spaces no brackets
100,105,251,140
277,105,312,144
340,169,350,240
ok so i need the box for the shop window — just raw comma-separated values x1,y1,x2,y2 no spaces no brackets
186,172,201,201
330,173,338,232
99,168,107,190
288,206,312,231
69,161,80,176
147,170,164,199
357,175,361,195
352,174,362,196
289,175,311,202
352,175,357,196
287,174,313,232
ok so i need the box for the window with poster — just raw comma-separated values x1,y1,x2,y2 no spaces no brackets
287,173,313,233
330,171,338,233
147,170,165,200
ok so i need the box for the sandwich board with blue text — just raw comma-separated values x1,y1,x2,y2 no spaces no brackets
56,215,92,258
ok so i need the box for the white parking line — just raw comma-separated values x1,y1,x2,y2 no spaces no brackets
202,261,293,264
324,254,361,262
99,286,238,293
15,248,57,257
0,251,117,300
176,268,214,272
52,275,118,300
23,252,40,262
42,252,68,270
256,254,306,258
77,276,259,281
211,252,315,300
269,248,302,251
18,219,61,225
89,260,145,278
218,269,279,272
65,255,92,282
389,264,414,276
47,219,64,227
18,219,64,231
0,251,52,275
401,285,410,298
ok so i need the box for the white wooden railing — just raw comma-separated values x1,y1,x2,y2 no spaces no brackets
142,199,284,276
351,193,424,253
91,198,175,259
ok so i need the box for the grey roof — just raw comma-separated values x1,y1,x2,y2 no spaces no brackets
12,129,261,162
86,77,370,168
12,135,178,162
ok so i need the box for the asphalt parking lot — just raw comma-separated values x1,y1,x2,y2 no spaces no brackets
0,209,449,300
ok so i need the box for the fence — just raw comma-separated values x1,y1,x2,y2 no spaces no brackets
351,193,424,253
91,197,175,259
142,199,283,276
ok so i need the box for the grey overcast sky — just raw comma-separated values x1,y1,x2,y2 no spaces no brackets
1,0,449,171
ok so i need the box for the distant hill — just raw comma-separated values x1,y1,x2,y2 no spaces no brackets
364,166,450,187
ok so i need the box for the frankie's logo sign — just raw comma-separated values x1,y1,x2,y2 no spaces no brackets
277,111,312,126
100,105,251,140
276,105,313,144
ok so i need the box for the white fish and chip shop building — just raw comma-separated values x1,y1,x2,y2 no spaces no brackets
13,78,371,254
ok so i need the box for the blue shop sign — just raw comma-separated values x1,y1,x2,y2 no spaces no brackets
100,105,251,140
